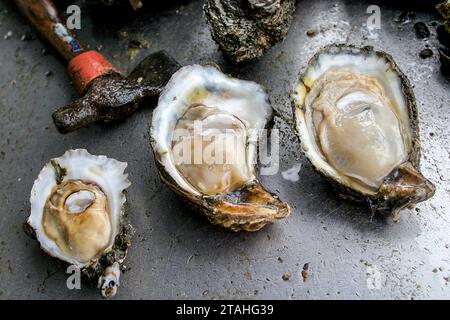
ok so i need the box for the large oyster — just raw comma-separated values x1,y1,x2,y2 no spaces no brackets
26,149,132,298
291,45,435,221
150,64,290,231
204,0,295,63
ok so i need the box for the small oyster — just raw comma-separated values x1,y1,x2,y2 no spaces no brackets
150,64,290,231
204,0,295,63
27,149,132,298
291,45,435,221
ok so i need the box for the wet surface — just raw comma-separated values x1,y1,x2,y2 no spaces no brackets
0,0,449,299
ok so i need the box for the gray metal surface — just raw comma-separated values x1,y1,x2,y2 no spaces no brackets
0,0,449,299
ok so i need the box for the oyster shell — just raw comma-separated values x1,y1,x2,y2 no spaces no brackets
26,149,133,299
150,64,290,231
291,45,435,221
204,0,295,63
437,1,450,20
437,1,450,72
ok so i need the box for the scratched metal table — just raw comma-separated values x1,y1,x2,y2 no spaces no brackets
0,0,449,300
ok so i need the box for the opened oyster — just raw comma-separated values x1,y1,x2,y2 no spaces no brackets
27,149,132,298
150,65,290,231
204,0,295,63
291,45,435,221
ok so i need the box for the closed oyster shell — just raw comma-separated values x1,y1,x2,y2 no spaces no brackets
204,0,295,63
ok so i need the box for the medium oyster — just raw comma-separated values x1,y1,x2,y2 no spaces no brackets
150,64,290,231
204,0,295,63
26,149,133,298
291,45,435,221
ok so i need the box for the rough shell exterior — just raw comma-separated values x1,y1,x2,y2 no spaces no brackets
204,0,295,63
150,154,290,232
437,1,450,71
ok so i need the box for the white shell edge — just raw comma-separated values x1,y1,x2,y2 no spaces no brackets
28,149,131,268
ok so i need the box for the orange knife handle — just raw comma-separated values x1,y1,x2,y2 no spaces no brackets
67,51,123,94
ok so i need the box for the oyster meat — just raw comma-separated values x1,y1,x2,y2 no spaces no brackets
150,64,290,231
27,149,132,298
204,0,295,63
291,45,435,220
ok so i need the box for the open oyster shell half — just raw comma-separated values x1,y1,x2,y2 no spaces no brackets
291,45,435,221
150,64,290,231
27,149,133,299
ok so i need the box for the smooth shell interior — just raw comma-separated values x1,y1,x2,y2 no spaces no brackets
151,65,272,196
29,149,130,267
292,47,413,195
